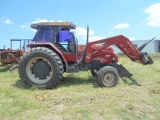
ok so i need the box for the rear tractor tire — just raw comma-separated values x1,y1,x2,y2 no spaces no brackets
96,66,119,87
18,47,63,89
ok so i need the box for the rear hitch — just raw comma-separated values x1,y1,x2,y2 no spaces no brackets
10,64,18,71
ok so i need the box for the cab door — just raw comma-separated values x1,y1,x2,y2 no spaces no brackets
58,30,78,62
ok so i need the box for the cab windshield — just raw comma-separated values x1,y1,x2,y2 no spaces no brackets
32,28,51,42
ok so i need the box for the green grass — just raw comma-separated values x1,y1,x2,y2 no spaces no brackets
0,53,160,120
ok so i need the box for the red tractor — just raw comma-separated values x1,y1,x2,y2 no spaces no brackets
18,22,154,88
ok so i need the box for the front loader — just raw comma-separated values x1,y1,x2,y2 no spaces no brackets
18,22,154,88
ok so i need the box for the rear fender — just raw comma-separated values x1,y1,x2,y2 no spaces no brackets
27,43,67,68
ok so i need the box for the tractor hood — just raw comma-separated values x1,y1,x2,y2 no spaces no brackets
78,44,114,53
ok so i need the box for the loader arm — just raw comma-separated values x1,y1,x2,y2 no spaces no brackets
85,35,153,65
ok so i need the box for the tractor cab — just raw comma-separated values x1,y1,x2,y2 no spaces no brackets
31,22,78,54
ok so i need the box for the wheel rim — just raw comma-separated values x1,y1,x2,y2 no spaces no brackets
103,73,114,84
26,57,53,84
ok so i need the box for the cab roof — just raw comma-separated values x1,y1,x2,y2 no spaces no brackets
30,22,76,29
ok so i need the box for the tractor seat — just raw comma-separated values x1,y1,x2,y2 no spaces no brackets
68,41,75,52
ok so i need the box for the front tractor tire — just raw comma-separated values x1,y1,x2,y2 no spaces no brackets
18,47,63,89
97,66,119,87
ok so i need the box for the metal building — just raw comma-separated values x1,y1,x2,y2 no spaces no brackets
113,39,160,53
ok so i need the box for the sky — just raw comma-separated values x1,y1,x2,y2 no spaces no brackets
0,0,160,49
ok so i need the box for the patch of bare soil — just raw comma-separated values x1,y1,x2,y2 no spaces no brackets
156,81,160,84
39,114,62,120
35,93,54,101
151,90,160,94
